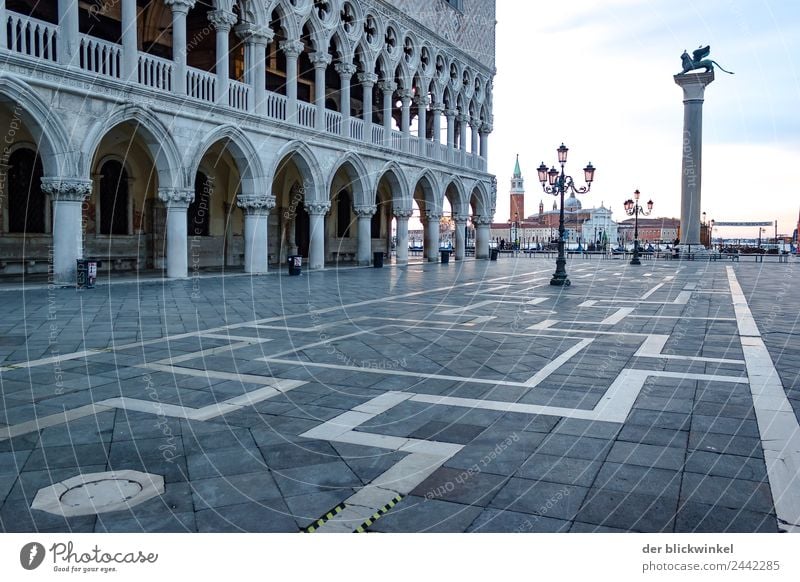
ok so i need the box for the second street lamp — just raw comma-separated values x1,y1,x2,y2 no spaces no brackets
537,144,595,286
623,189,653,266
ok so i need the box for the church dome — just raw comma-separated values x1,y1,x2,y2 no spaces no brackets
564,195,582,210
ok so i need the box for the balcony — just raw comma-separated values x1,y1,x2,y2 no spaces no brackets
1,10,488,173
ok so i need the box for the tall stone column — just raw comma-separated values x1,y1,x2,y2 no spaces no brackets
57,0,80,66
165,0,196,96
398,88,413,151
458,114,469,152
238,195,275,274
417,95,429,152
41,178,92,285
474,216,492,260
305,202,330,270
379,81,397,147
209,8,238,105
454,217,467,261
355,206,377,266
158,188,194,279
479,122,492,160
335,63,357,137
310,52,331,131
425,211,441,262
121,0,139,80
470,118,480,155
675,70,714,248
359,72,378,142
236,23,272,114
445,109,457,150
0,0,6,51
281,40,303,123
394,208,413,264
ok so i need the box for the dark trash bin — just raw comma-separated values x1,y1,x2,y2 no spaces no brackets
440,250,451,264
76,258,98,289
490,248,499,261
373,252,384,268
288,255,302,276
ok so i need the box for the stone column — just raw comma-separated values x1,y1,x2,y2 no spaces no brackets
394,208,413,264
158,188,194,278
236,23,272,114
458,114,469,152
675,71,714,248
310,52,331,131
209,8,238,105
445,109,457,150
425,211,441,262
237,195,276,274
398,88,413,151
355,206,377,266
417,94,429,152
379,81,397,147
479,122,492,160
281,40,303,123
470,118,480,155
0,0,6,51
121,0,139,80
305,202,330,270
474,216,492,260
454,217,467,261
57,0,80,65
41,178,92,285
165,0,196,96
335,63,357,137
359,72,378,143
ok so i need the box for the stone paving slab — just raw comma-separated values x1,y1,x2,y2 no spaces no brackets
1,258,799,532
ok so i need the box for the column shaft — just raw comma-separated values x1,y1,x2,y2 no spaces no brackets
355,209,376,266
57,0,79,65
454,220,467,261
395,215,410,264
121,0,138,80
243,212,269,274
426,215,441,262
476,221,491,259
166,206,189,277
306,203,329,270
214,25,230,102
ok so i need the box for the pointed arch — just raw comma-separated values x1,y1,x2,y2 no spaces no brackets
0,74,70,177
469,180,493,218
375,161,410,208
326,152,372,208
187,125,267,200
412,169,441,212
268,140,325,201
443,176,469,217
81,104,183,189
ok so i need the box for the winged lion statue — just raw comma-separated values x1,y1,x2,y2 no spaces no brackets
679,46,734,75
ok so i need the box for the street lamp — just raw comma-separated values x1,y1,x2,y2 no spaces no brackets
623,189,653,266
537,144,595,286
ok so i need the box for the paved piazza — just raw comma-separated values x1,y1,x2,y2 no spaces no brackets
1,258,799,533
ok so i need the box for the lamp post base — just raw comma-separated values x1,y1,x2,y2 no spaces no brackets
630,255,641,266
550,258,571,286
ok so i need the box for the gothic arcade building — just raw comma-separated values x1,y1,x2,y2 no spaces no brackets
0,0,497,283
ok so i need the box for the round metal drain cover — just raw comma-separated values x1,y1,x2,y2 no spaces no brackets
60,478,143,510
32,471,164,517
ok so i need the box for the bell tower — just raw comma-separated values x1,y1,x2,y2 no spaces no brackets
510,154,525,222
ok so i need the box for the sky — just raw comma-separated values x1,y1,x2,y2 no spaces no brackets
488,0,800,239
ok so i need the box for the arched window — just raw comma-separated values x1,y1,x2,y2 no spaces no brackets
337,189,351,238
99,160,129,235
7,148,45,234
188,172,212,237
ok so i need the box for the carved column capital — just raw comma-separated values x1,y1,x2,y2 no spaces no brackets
235,22,273,45
164,0,196,15
398,88,414,104
453,216,468,226
473,216,493,227
393,208,414,220
415,95,431,108
158,188,195,209
305,202,331,216
444,108,458,119
237,195,276,215
41,178,93,202
378,80,398,94
310,52,332,69
479,123,493,135
431,102,445,113
208,9,238,33
280,40,304,58
335,63,358,79
354,205,377,218
358,72,379,86
425,211,442,222
457,113,470,124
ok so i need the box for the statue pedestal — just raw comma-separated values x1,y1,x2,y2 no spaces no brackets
674,71,714,248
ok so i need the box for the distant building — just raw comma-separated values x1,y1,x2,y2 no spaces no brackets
618,217,680,245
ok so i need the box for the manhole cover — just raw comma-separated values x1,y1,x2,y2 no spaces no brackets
31,470,164,517
60,478,143,510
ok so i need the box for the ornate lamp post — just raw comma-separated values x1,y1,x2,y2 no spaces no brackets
623,189,653,265
537,144,595,286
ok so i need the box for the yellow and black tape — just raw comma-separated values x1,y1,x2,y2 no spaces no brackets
354,495,404,533
303,503,346,533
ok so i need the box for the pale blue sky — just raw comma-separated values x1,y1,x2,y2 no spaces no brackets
489,0,800,238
